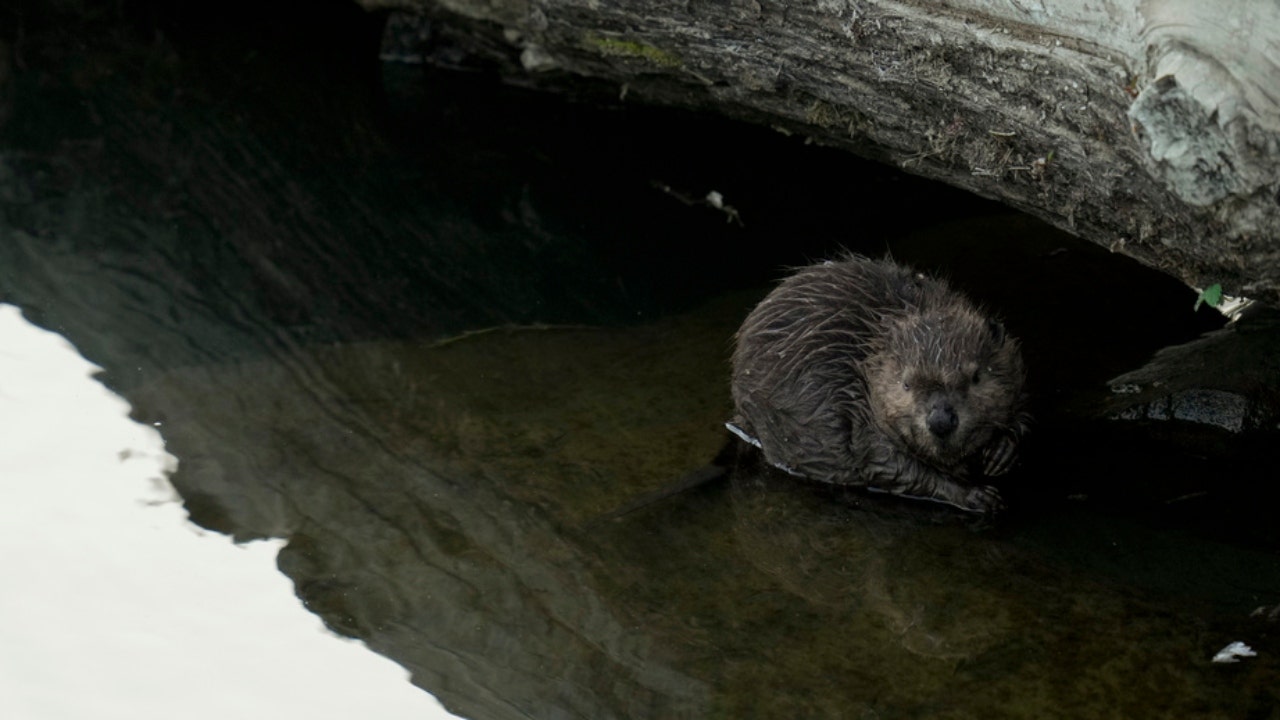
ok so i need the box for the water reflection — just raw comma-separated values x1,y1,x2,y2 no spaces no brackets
0,305,455,720
125,301,744,718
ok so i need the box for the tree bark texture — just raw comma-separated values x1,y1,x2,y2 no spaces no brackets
367,0,1280,304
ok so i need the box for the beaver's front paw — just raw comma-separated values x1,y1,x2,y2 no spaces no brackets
982,434,1019,477
961,484,1005,514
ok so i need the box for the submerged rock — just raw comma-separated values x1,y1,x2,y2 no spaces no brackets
1106,306,1280,437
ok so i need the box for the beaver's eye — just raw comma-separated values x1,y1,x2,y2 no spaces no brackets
971,369,982,384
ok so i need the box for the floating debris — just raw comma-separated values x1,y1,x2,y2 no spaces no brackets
1211,641,1256,664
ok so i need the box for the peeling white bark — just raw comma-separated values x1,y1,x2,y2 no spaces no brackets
1130,1,1280,207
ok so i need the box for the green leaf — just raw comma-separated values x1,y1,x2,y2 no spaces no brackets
1194,283,1222,311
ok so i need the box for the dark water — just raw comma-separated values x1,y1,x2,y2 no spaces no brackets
3,3,1278,718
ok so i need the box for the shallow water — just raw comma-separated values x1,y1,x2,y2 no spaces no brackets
109,303,1280,719
2,4,1277,718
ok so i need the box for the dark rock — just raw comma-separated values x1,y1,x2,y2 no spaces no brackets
1106,306,1280,436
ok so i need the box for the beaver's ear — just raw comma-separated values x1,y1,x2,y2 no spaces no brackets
893,273,925,306
987,319,1006,344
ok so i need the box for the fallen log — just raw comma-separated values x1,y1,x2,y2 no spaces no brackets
371,0,1280,304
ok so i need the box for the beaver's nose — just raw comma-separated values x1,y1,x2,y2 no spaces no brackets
926,400,958,437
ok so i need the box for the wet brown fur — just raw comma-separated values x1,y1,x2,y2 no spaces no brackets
730,255,1030,513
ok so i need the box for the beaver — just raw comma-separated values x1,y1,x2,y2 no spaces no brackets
729,254,1030,513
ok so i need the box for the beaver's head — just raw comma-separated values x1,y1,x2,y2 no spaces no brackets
863,306,1025,471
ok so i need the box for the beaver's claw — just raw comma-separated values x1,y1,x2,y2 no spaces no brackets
962,484,1006,514
982,434,1019,477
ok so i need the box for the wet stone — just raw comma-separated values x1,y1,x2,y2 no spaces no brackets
1106,307,1280,436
